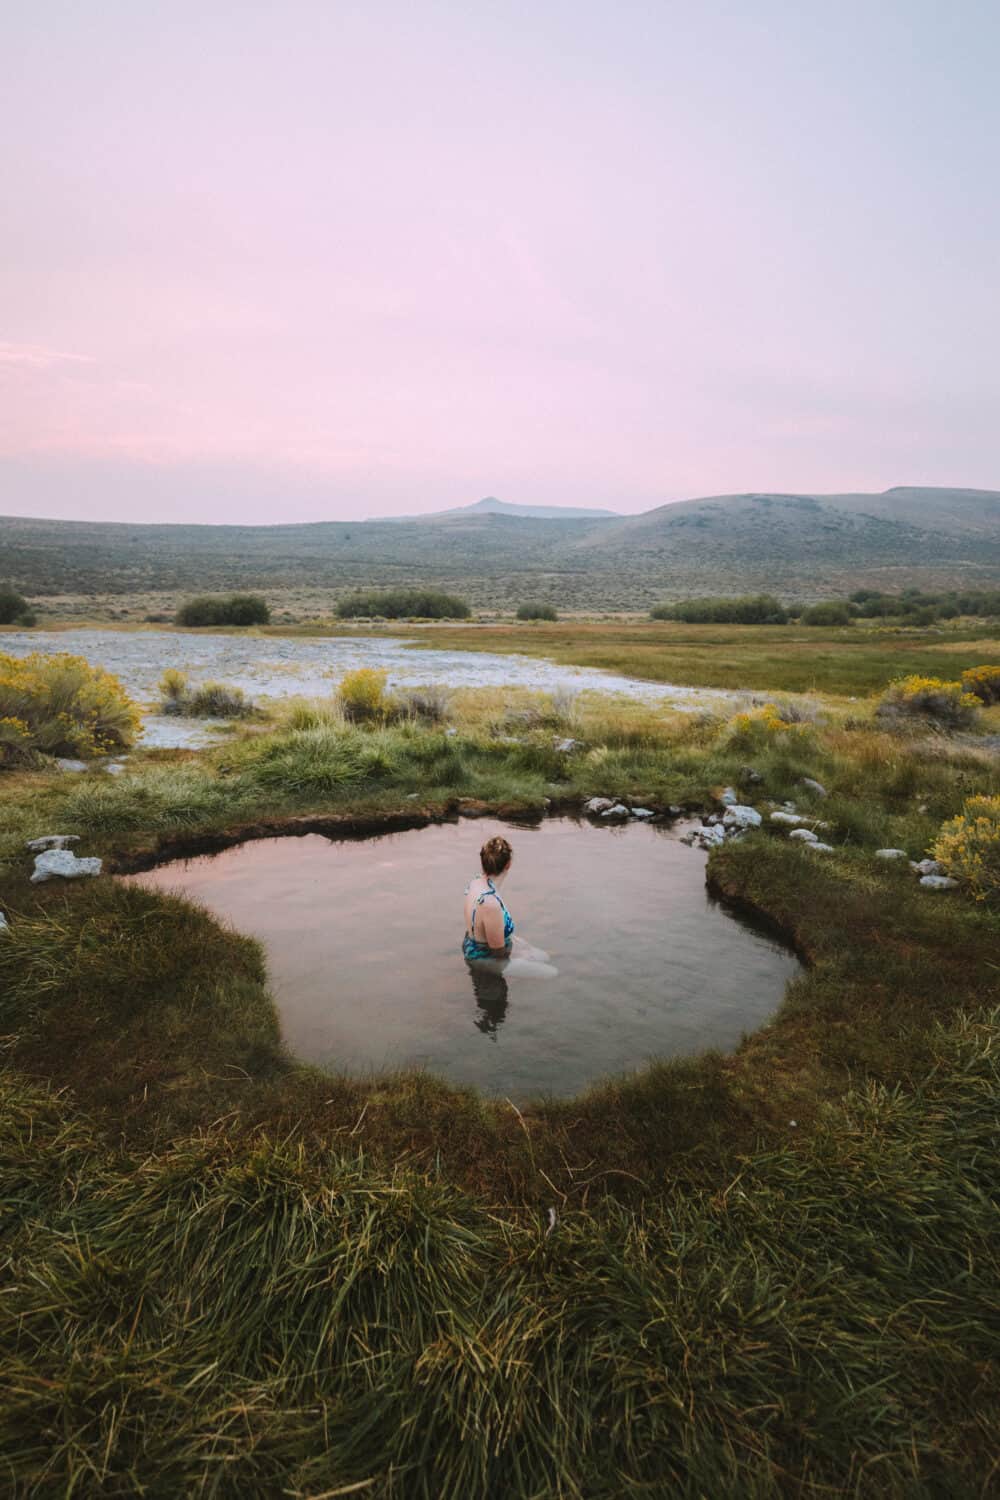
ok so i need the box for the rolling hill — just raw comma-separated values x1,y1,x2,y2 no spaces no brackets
1,487,998,613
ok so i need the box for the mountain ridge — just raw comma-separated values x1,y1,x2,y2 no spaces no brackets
2,486,998,610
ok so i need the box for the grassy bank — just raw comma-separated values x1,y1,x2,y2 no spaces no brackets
2,687,999,1494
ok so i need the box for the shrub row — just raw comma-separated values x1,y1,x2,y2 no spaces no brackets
337,590,470,619
651,594,788,624
175,594,270,627
516,603,558,621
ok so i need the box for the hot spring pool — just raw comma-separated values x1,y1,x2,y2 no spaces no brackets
122,817,801,1098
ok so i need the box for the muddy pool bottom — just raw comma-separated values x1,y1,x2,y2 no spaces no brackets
122,818,801,1099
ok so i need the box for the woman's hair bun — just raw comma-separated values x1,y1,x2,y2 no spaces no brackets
480,836,513,875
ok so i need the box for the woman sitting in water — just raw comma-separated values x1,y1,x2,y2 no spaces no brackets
463,835,516,960
463,835,557,977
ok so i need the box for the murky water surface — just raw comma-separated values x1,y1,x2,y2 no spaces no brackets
123,818,800,1098
1,629,732,746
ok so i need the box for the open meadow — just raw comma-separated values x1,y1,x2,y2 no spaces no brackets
1,617,999,1496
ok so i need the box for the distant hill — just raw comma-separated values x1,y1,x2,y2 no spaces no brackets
1,486,998,613
386,496,621,521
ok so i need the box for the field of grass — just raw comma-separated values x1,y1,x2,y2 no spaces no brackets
413,619,1000,696
1,669,999,1494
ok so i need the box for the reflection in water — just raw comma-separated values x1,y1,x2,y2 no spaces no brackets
121,817,802,1100
465,958,509,1038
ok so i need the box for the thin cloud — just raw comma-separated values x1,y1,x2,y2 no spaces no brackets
0,342,96,369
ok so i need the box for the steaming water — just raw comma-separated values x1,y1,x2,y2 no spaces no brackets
122,817,800,1098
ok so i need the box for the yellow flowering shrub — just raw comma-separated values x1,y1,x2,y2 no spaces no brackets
876,675,980,728
724,703,813,751
339,667,388,722
961,664,1000,705
0,715,31,767
0,652,140,761
933,795,1000,902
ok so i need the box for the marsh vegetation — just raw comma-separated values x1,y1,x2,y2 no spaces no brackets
1,620,998,1495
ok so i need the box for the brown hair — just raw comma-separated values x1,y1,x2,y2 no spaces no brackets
480,835,512,876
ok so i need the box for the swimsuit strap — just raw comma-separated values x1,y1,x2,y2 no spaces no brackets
470,877,506,933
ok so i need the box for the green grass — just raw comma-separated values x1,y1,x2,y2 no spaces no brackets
1,1012,997,1497
412,619,1000,695
2,689,1000,1494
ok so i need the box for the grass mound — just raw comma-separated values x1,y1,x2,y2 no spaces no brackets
1,1010,997,1496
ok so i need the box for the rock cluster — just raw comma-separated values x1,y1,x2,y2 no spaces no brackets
584,797,663,821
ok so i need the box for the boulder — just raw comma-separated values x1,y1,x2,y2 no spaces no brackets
0,912,8,935
104,760,128,775
629,807,655,819
919,874,958,891
682,824,727,849
719,786,739,806
554,737,583,753
26,834,81,852
875,848,908,860
801,777,828,798
789,828,818,842
54,758,89,773
30,850,103,884
600,803,630,818
770,811,803,826
805,841,835,853
911,858,943,877
585,797,615,815
722,804,762,831
740,766,763,783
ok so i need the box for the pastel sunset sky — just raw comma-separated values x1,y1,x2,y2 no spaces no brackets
2,0,998,523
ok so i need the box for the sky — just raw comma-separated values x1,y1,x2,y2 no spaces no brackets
1,0,998,524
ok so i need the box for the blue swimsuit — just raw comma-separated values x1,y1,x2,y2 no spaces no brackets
463,878,515,960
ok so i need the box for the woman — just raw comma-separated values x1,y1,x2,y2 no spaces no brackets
463,835,515,960
462,835,557,977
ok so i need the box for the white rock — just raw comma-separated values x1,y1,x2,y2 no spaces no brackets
919,874,958,890
875,848,908,860
770,811,803,826
0,912,8,935
103,760,128,775
26,834,80,852
801,778,828,798
805,841,835,853
722,804,762,831
586,797,615,814
720,786,739,805
600,803,630,818
54,758,88,772
912,858,943,876
630,807,655,819
30,850,103,884
789,828,818,842
554,737,583,753
444,727,458,737
689,824,727,848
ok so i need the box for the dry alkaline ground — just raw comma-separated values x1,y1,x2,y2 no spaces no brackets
1,620,998,1497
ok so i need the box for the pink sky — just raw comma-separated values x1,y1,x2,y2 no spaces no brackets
2,1,998,523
